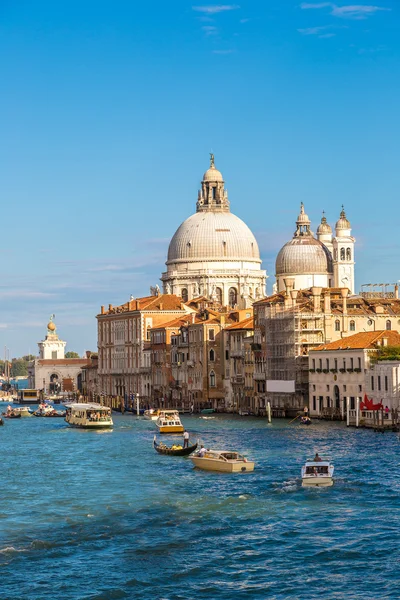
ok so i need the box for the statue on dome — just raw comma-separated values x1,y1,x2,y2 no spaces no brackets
193,282,200,297
165,282,172,295
210,152,215,168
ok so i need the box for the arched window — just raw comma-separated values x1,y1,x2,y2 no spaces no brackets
216,287,223,303
340,247,345,260
209,349,215,362
229,287,237,308
210,371,216,387
181,288,188,302
335,320,340,332
346,247,351,260
350,320,355,331
386,320,392,330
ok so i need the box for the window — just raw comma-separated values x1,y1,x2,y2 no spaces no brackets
210,371,216,387
350,397,355,410
181,288,188,302
229,287,237,308
358,357,361,370
358,385,362,393
51,351,57,360
385,376,388,392
313,385,316,391
340,247,345,260
209,329,215,341
225,350,229,360
343,385,347,392
386,320,392,331
326,385,330,391
212,187,216,200
216,287,223,304
209,349,215,362
312,359,316,370
326,359,330,370
378,376,381,391
343,359,346,370
334,358,338,370
346,247,351,260
350,320,355,332
350,358,354,369
313,396,316,411
371,376,374,391
319,359,322,370
335,320,340,331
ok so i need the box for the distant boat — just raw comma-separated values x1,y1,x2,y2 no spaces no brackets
155,410,184,434
153,436,197,456
200,408,215,414
301,459,334,487
191,450,255,473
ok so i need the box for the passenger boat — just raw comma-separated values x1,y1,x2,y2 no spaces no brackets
144,409,161,421
301,459,334,487
153,436,197,456
155,410,184,434
300,416,311,425
65,403,113,429
191,450,255,473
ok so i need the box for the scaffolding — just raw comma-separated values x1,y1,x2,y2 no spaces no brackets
265,305,326,410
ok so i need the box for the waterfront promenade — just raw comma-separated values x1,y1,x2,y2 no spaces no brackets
1,413,400,599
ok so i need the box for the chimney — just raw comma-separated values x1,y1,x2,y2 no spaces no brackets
136,300,139,310
290,290,298,307
159,303,163,311
395,284,399,299
311,287,322,313
324,292,331,314
108,304,113,311
191,312,196,324
220,314,226,326
340,288,349,315
101,306,105,314
129,300,134,311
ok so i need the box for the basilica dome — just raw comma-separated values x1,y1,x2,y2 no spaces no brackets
276,236,332,275
167,211,261,265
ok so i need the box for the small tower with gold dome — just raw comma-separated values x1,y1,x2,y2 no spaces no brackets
38,315,67,360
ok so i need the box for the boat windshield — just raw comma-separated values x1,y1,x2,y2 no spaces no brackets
305,466,329,475
220,453,239,461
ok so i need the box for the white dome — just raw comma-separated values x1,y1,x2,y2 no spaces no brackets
167,211,261,264
203,165,223,182
276,237,333,275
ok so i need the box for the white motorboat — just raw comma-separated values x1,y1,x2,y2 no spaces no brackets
155,410,184,434
191,450,255,473
65,403,113,429
11,406,33,417
301,459,334,487
144,409,161,421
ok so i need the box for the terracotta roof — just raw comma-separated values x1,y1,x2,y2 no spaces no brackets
150,317,191,330
312,330,400,351
99,294,187,316
226,316,254,331
38,359,90,366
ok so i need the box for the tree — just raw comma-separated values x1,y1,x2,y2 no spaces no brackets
374,345,400,362
65,351,80,359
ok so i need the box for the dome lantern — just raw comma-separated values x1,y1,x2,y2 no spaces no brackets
335,205,351,232
197,154,230,213
294,203,313,237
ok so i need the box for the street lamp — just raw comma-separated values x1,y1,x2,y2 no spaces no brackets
136,392,140,416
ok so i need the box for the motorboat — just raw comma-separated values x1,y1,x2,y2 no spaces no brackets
200,408,215,414
301,459,334,487
190,450,255,473
144,409,161,421
65,403,113,429
33,403,59,417
155,410,184,434
2,406,32,418
153,436,197,456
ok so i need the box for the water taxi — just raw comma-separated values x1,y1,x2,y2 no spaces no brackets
12,407,33,417
301,459,334,487
65,403,113,429
155,410,184,434
144,409,161,421
191,450,255,473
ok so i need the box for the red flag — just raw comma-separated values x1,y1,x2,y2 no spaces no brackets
360,393,383,411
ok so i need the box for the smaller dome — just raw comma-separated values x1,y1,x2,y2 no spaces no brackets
276,236,333,276
203,165,223,182
335,206,351,230
47,321,56,332
317,214,332,235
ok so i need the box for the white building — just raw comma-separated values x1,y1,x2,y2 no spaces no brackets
28,318,89,394
161,155,267,308
308,330,400,417
275,204,355,294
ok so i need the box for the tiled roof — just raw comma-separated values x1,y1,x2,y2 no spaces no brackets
226,316,254,331
313,330,400,351
151,317,192,330
100,294,186,315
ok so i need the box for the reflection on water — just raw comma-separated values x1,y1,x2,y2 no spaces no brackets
1,414,400,599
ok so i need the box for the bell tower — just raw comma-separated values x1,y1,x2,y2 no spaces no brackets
333,206,355,294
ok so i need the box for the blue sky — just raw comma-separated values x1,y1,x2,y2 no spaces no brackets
0,0,399,356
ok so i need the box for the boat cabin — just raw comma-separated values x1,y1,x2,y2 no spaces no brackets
17,389,39,404
65,403,113,428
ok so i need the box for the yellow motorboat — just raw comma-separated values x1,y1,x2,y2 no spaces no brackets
155,410,184,434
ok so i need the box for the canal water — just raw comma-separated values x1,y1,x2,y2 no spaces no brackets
1,412,399,599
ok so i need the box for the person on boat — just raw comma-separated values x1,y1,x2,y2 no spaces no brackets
314,453,322,462
183,430,190,448
304,405,309,416
198,445,206,457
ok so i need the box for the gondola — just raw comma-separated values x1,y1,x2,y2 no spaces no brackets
153,437,198,456
0,417,4,425
300,416,311,425
2,412,21,419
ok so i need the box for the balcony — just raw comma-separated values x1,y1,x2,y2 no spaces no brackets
254,372,266,381
231,349,245,359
